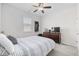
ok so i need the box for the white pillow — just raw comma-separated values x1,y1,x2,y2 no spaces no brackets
0,34,14,54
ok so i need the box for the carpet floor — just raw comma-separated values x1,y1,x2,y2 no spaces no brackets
48,43,78,56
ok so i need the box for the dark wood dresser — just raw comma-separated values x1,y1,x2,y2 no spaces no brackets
43,32,61,43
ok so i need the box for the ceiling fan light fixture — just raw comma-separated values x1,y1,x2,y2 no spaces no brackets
38,7,44,10
33,3,52,14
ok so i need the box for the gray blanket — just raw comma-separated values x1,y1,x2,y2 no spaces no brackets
0,44,9,56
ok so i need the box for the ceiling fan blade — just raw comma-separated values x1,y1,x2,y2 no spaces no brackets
32,5,38,7
38,3,41,6
41,10,44,13
43,6,52,9
33,9,38,12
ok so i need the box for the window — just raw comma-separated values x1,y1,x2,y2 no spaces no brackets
23,17,32,32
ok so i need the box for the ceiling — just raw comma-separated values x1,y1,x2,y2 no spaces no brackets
8,3,77,16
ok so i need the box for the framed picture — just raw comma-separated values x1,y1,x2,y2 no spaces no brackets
34,21,39,32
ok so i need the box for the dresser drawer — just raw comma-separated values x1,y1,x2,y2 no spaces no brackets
43,32,61,43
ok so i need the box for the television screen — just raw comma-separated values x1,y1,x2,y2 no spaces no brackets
54,27,60,32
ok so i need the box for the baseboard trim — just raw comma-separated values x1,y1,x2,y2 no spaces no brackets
60,43,77,48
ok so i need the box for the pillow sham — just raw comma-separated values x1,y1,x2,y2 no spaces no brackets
7,35,18,45
0,34,14,54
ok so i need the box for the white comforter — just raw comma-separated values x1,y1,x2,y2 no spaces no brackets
10,36,55,56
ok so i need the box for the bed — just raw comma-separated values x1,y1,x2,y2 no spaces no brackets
0,34,55,56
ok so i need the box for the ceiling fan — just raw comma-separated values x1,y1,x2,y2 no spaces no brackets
32,3,52,13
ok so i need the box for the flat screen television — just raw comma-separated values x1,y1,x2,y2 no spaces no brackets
54,27,60,32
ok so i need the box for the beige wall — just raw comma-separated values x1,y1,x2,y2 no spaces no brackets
0,4,2,32
77,4,79,55
41,4,77,47
1,4,42,38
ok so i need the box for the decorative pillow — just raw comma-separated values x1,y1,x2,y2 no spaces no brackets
7,35,18,45
0,34,14,54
